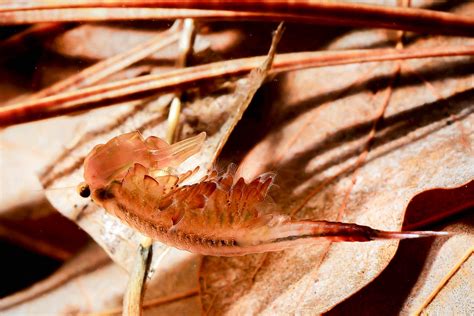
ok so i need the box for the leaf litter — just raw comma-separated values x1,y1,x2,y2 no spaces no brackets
0,3,473,315
199,27,474,316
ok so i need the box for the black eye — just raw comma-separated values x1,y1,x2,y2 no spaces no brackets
77,183,90,198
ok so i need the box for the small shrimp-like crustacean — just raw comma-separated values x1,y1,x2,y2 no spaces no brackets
77,132,448,256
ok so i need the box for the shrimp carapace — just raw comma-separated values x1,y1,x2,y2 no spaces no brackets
80,133,450,256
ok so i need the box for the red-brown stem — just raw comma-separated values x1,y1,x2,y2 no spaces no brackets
1,45,473,127
0,8,258,24
0,1,473,36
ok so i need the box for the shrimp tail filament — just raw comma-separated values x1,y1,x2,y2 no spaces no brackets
271,220,452,242
237,220,451,254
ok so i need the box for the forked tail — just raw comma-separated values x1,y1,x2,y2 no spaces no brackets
238,219,452,253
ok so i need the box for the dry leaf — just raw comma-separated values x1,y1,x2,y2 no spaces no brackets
402,180,474,230
1,3,473,315
199,33,474,315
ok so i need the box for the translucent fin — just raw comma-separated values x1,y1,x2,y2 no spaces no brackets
373,230,452,239
149,132,206,169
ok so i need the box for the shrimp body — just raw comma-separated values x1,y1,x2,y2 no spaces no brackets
80,133,448,256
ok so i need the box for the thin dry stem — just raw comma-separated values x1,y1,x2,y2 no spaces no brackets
122,244,150,316
414,246,474,315
0,8,260,24
209,21,284,166
166,18,195,144
2,45,473,127
166,98,182,144
1,1,473,37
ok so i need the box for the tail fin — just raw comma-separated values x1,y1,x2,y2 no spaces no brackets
243,220,453,247
373,229,452,240
228,220,452,255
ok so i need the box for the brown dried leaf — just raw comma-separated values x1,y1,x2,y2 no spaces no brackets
402,180,474,230
199,33,474,315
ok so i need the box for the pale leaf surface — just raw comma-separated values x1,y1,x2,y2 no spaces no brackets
329,209,473,315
